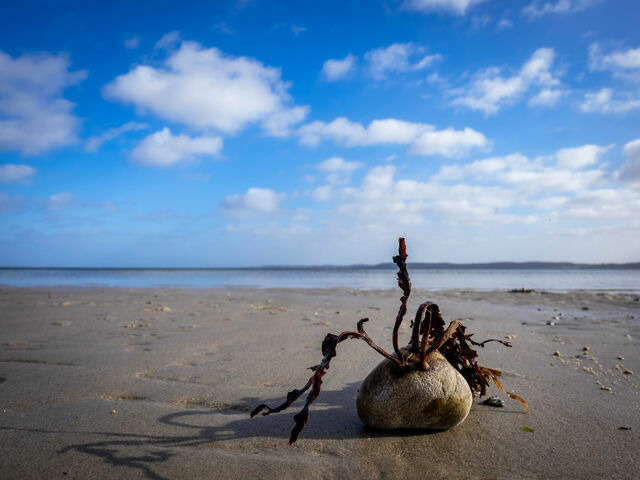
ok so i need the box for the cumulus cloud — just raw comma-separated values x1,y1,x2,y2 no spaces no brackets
527,88,565,107
0,164,37,183
451,47,560,114
364,43,441,80
589,43,640,80
618,138,640,185
306,142,636,230
0,50,86,155
85,121,148,152
131,128,223,167
220,188,284,217
580,88,640,113
522,0,602,18
316,157,363,185
104,38,308,135
297,117,490,158
401,0,485,16
321,54,357,81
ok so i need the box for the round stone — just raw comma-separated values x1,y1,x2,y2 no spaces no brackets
357,350,472,430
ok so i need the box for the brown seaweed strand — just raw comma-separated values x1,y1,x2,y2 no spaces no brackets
392,237,410,363
250,377,314,418
410,302,435,353
466,335,513,348
254,319,401,444
421,320,462,369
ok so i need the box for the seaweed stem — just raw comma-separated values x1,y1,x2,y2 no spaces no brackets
421,320,462,369
410,302,435,353
391,237,410,364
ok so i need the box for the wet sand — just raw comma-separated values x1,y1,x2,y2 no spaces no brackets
0,287,638,479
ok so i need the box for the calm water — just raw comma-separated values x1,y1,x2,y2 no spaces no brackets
0,268,639,292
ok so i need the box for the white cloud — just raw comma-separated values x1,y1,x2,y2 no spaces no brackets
364,43,441,80
618,138,640,185
410,128,490,157
154,31,181,50
451,48,560,114
305,142,635,232
321,54,357,81
104,38,308,135
49,192,76,211
522,0,602,18
0,50,86,155
497,18,513,30
589,43,640,80
85,121,148,152
261,106,310,138
131,128,223,167
317,157,363,185
220,188,284,216
298,117,490,159
527,88,565,107
0,164,37,183
401,0,485,16
580,88,640,113
555,145,609,169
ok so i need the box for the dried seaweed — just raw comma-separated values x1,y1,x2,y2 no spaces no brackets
252,237,528,443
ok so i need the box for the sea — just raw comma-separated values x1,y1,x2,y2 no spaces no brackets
0,267,639,292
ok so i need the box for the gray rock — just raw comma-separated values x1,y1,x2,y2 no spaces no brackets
357,350,472,430
483,395,505,407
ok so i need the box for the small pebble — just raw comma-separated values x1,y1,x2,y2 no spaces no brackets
110,409,117,414
617,356,624,360
546,321,556,326
483,396,505,408
582,346,589,351
600,386,612,391
553,351,561,356
623,369,633,375
581,307,589,310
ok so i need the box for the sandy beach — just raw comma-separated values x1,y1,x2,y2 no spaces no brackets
0,286,638,479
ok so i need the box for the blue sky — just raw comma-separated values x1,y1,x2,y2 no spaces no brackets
1,0,639,267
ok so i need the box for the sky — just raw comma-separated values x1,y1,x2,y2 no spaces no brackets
1,0,640,267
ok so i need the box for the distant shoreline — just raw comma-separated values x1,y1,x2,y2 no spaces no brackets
1,261,640,271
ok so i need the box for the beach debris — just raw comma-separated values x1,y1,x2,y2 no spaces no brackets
483,395,505,408
508,288,534,293
155,305,171,312
618,426,631,430
251,238,528,444
520,427,535,433
600,386,612,391
505,334,517,340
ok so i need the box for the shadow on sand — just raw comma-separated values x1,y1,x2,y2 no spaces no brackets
52,382,428,480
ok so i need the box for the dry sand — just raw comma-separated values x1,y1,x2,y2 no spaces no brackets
0,286,638,479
